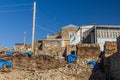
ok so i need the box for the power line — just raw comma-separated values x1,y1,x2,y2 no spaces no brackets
36,25,55,33
0,9,32,13
0,3,33,7
36,6,62,31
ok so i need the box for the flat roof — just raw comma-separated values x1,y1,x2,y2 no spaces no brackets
96,25,120,28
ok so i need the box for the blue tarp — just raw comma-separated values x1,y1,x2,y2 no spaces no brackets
24,52,33,56
67,53,77,63
0,59,12,69
87,61,98,70
6,51,14,55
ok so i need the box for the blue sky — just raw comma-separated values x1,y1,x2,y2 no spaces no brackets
0,0,120,49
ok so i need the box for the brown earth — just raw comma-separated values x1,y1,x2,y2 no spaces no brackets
0,53,106,80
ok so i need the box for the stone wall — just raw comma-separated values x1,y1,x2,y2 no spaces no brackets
76,44,100,58
38,39,65,56
104,41,117,57
14,44,24,51
61,27,78,40
42,40,62,51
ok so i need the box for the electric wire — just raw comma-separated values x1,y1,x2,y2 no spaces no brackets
36,25,55,33
0,3,33,7
0,9,32,12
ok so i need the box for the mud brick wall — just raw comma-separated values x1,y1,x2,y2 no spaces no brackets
104,41,117,57
76,44,100,58
66,45,76,55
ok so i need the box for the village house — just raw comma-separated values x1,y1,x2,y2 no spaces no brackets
25,24,120,56
37,39,65,56
36,24,79,55
61,24,78,40
71,25,120,51
69,25,94,45
61,24,79,45
84,25,120,51
14,43,25,51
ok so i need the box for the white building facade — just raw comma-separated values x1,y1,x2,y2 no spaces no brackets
70,25,120,51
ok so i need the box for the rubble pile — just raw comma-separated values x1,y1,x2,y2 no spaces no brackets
104,41,117,57
0,52,106,80
0,57,106,80
0,63,92,80
36,55,66,70
76,44,100,58
1,53,66,70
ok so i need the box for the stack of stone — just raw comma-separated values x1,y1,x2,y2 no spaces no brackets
104,41,117,57
76,44,100,58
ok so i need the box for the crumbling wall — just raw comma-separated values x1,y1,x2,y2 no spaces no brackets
42,40,62,50
76,44,100,58
38,40,65,56
76,43,100,70
103,41,120,80
104,41,117,57
38,47,65,57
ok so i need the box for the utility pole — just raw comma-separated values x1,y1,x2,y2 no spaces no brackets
22,32,26,51
32,1,36,53
24,32,26,46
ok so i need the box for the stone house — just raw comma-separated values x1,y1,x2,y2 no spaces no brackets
70,24,120,51
83,25,120,51
70,25,94,45
61,24,79,40
38,39,65,56
14,43,25,51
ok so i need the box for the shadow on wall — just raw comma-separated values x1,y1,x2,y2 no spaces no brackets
104,52,120,80
88,51,105,80
89,52,120,80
